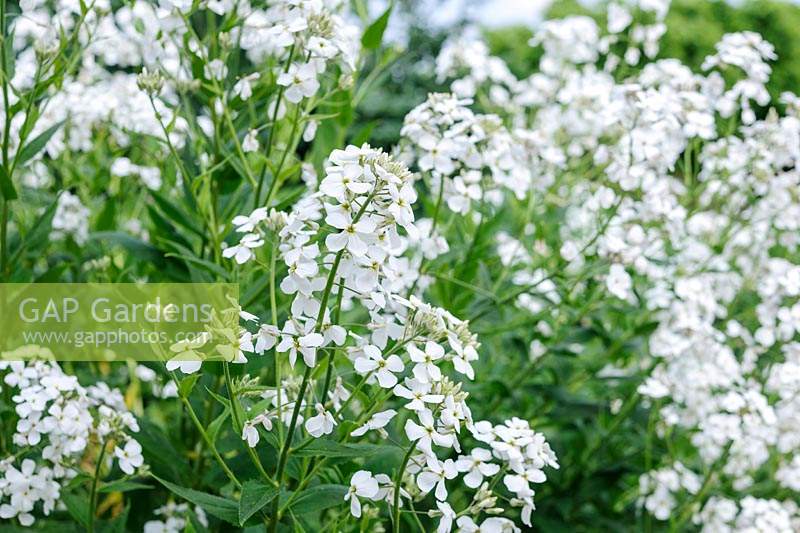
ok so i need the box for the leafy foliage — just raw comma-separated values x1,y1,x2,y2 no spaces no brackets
1,0,800,532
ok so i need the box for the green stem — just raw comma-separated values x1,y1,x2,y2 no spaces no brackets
255,44,295,208
176,385,241,489
269,365,311,532
430,173,445,235
269,183,377,531
269,252,344,532
224,362,243,431
406,173,445,297
393,441,417,533
0,0,10,280
269,241,284,442
319,282,345,405
670,444,731,532
224,361,275,486
1,199,7,279
88,439,108,533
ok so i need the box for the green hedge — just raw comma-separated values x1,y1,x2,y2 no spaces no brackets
487,0,800,100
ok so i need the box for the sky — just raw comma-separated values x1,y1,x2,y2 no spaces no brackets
375,0,795,32
420,0,554,28
371,0,557,46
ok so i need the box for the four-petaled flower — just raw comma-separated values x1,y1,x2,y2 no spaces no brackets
408,341,445,383
354,345,404,388
114,439,144,475
344,470,379,518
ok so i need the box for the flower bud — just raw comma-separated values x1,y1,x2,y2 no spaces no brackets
137,67,165,96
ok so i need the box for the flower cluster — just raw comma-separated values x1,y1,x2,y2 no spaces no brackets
0,354,142,526
143,502,208,533
51,191,90,245
430,3,800,529
218,145,558,530
401,93,535,214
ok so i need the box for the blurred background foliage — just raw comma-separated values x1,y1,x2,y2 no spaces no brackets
359,0,800,148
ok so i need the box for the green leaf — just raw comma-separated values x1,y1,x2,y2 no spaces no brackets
15,121,64,168
98,479,153,493
286,484,347,515
3,26,16,82
0,163,17,200
292,439,396,458
95,197,116,231
178,374,201,398
238,480,279,525
205,385,232,409
152,475,239,525
146,205,194,253
61,491,90,529
150,190,205,238
17,106,41,145
163,245,230,281
361,3,393,50
207,406,230,445
137,420,190,483
9,198,57,268
350,121,376,146
90,231,165,265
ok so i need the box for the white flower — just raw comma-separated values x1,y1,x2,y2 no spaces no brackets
373,473,410,504
277,62,320,104
436,501,457,533
449,336,478,380
319,163,371,200
320,310,347,346
503,466,546,495
418,136,459,176
353,345,404,388
135,365,157,382
52,191,89,244
328,377,351,410
404,409,455,457
456,516,521,533
324,211,377,257
242,414,272,448
241,421,260,448
417,458,457,500
351,409,397,437
455,448,500,488
408,341,445,383
393,378,444,411
308,36,338,59
242,130,260,153
0,460,38,523
344,470,379,518
231,208,268,233
114,439,144,475
607,3,632,33
255,324,280,353
223,233,265,264
233,73,259,100
276,321,325,368
303,120,318,142
305,403,336,438
204,59,228,81
606,263,633,300
166,333,210,374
